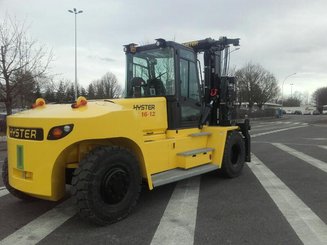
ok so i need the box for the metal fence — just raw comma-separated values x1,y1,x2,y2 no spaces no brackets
236,108,277,119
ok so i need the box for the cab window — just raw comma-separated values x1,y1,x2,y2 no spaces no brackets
126,47,175,97
179,54,201,123
180,59,200,101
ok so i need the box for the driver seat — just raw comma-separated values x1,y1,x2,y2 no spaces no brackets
129,77,146,98
147,78,166,96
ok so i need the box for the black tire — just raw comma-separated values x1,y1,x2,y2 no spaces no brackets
71,146,142,226
221,131,245,178
1,158,36,201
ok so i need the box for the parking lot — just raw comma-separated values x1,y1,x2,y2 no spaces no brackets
0,115,327,245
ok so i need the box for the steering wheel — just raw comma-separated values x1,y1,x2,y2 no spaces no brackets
131,77,146,87
155,72,167,79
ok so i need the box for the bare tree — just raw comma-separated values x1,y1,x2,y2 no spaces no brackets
283,96,301,107
87,84,95,99
235,63,279,109
54,79,71,103
91,72,122,99
13,70,37,108
0,16,52,114
312,86,327,112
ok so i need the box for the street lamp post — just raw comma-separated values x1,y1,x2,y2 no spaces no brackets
227,47,240,75
290,83,294,98
68,8,83,100
281,72,296,107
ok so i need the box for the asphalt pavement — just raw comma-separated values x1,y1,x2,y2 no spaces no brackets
0,115,327,245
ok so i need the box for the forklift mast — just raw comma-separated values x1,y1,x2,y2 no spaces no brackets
184,37,250,162
183,37,240,127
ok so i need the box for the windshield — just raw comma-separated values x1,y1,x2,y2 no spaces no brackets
125,47,175,98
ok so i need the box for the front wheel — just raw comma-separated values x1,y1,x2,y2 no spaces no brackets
71,146,142,226
221,131,246,178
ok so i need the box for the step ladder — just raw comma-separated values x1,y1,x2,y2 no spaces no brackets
151,163,218,187
177,147,214,169
188,132,212,137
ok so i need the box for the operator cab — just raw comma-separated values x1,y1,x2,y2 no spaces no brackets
124,39,201,129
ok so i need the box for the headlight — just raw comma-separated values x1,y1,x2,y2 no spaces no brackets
155,38,166,48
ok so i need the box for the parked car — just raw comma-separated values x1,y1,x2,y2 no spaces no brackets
313,110,320,115
294,110,302,115
323,105,327,115
303,110,312,115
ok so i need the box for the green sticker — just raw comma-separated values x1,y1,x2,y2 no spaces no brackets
17,145,24,170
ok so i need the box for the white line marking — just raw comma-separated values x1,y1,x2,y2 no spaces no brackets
0,186,6,190
252,125,285,131
0,199,76,245
313,124,327,128
248,154,327,245
305,138,327,141
252,124,300,133
251,124,268,129
272,143,327,174
318,145,327,150
0,188,9,198
253,141,325,147
151,177,200,245
251,121,307,130
252,125,307,138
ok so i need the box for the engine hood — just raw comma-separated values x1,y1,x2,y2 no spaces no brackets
8,100,124,119
7,97,168,135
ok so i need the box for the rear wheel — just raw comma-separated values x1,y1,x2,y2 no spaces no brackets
71,146,141,226
221,131,245,178
1,158,36,201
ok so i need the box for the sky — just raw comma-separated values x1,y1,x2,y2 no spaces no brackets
1,0,327,100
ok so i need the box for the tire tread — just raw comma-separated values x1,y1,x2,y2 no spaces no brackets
71,146,141,226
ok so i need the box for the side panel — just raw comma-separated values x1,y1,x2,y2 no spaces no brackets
143,128,209,175
141,126,238,189
7,139,66,200
203,126,238,167
112,97,168,134
142,127,237,175
6,106,152,200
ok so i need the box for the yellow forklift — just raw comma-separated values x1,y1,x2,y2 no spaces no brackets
2,37,250,225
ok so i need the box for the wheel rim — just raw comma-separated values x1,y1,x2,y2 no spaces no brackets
100,167,130,205
231,144,241,165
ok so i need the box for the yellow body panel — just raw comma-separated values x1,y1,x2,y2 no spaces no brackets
204,126,238,166
176,151,213,169
6,97,237,200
